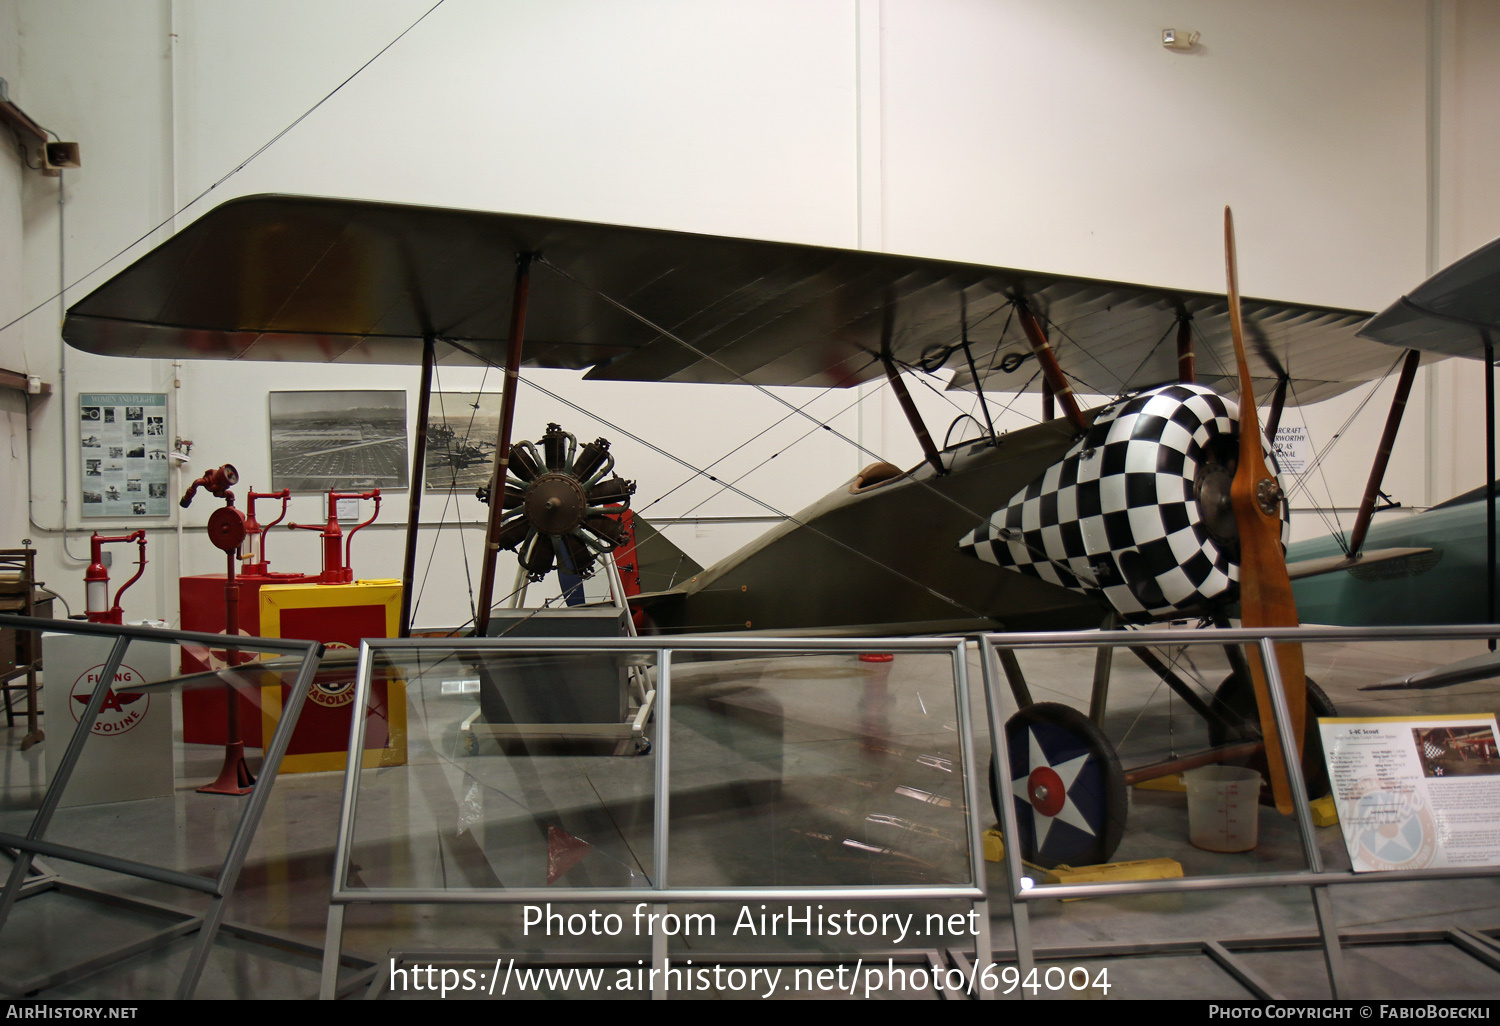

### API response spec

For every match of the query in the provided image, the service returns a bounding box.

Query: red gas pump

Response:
[180,463,255,796]
[289,490,382,585]
[178,480,402,775]
[239,488,292,577]
[84,530,148,625]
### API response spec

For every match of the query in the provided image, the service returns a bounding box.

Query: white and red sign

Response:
[44,633,173,806]
[69,663,152,736]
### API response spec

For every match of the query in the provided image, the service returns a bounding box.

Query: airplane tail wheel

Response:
[991,702,1127,869]
[1207,675,1336,804]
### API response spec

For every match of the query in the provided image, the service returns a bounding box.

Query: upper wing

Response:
[65,193,1395,403]
[1359,235,1500,359]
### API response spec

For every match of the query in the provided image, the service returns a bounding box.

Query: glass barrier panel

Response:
[1,631,306,881]
[982,630,1500,893]
[665,649,973,890]
[343,645,657,893]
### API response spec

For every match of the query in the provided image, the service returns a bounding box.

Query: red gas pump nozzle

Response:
[289,489,382,584]
[180,464,239,508]
[84,530,148,625]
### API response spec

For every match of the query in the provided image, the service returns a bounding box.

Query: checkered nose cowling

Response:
[957,383,1290,622]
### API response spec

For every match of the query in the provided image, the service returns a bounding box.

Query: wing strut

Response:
[1346,349,1420,558]
[1264,374,1290,445]
[882,357,944,474]
[1487,333,1496,651]
[475,254,534,636]
[1014,297,1086,432]
[1176,313,1195,384]
[399,335,437,637]
[959,299,998,442]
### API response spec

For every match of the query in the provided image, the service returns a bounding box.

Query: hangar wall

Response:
[0,0,1496,629]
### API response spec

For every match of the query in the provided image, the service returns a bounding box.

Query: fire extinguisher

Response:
[84,530,148,625]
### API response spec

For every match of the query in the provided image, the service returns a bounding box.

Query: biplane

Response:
[1285,234,1500,694]
[60,194,1433,867]
[1287,233,1500,630]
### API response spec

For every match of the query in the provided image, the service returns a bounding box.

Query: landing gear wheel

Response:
[991,702,1128,869]
[1207,674,1337,804]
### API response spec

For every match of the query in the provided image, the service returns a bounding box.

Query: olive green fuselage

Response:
[643,419,1104,636]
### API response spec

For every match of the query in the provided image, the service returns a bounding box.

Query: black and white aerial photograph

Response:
[423,391,499,493]
[268,390,408,492]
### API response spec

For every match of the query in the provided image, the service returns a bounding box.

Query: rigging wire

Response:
[410,358,495,627]
[1182,318,1402,555]
[0,0,449,341]
[1118,319,1179,394]
[633,360,882,520]
[441,338,995,622]
[1030,312,1118,401]
[912,298,1010,374]
[1282,351,1404,506]
[1282,353,1405,553]
[412,374,467,625]
[1190,319,1237,384]
[897,341,1045,431]
[534,256,1029,533]
[671,377,894,521]
[992,366,1045,427]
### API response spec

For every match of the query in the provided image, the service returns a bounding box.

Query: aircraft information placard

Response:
[1320,714,1500,872]
[79,392,170,518]
[1272,425,1310,475]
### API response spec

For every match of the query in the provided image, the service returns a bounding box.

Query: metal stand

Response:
[978,623,1500,1000]
[319,636,991,1000]
[0,615,326,998]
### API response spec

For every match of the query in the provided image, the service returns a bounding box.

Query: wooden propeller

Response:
[1225,206,1307,816]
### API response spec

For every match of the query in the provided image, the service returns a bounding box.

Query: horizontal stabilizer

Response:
[1362,650,1500,691]
[1284,546,1433,581]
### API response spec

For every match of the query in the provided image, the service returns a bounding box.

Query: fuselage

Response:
[1288,487,1500,627]
[642,418,1106,636]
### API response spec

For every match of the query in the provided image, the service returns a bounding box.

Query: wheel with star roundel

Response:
[990,702,1128,869]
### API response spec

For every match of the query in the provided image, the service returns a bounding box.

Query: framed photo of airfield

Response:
[79,393,170,518]
[423,391,500,493]
[269,390,408,493]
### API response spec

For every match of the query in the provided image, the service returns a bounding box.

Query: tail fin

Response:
[626,516,703,594]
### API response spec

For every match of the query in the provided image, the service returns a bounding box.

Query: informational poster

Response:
[1320,714,1500,872]
[1272,425,1310,475]
[79,393,170,518]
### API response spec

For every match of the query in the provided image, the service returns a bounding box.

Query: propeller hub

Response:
[524,473,587,534]
[1194,454,1239,555]
[1256,477,1283,517]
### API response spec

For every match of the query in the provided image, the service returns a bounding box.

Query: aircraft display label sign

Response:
[79,392,170,518]
[1320,714,1500,872]
[1271,425,1310,475]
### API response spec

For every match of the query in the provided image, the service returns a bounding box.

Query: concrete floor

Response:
[2,630,1500,1000]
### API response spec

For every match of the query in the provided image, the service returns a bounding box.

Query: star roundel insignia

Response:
[994,702,1127,869]
[1011,729,1096,851]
